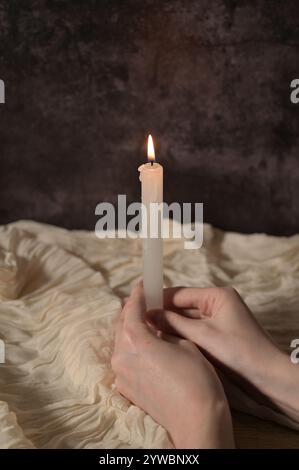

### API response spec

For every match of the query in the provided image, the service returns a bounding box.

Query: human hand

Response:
[112,283,234,448]
[150,286,299,422]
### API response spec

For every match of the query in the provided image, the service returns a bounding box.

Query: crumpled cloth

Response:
[0,220,298,448]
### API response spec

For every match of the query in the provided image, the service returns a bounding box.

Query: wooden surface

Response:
[233,411,299,449]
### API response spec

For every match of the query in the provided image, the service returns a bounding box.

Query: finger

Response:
[146,308,200,334]
[148,309,201,343]
[171,307,203,319]
[128,282,146,321]
[146,308,164,331]
[146,320,160,336]
[163,287,201,309]
[163,286,220,316]
[123,283,150,336]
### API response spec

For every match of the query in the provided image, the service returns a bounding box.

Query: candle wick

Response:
[150,161,153,166]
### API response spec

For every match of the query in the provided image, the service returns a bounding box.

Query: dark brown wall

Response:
[0,0,299,234]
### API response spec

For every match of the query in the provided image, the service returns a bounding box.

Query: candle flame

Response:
[147,134,155,162]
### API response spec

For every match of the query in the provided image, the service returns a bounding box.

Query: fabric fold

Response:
[0,220,298,448]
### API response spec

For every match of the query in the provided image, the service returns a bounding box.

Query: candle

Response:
[138,135,163,310]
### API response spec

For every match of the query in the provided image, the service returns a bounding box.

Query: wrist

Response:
[254,346,299,422]
[171,397,235,449]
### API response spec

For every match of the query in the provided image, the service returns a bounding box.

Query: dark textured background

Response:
[0,0,299,234]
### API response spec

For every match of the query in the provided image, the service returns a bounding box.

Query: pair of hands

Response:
[112,283,299,448]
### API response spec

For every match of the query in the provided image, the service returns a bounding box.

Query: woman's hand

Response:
[112,283,234,449]
[151,286,299,422]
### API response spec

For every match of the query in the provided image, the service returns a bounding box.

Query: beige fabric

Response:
[0,220,298,448]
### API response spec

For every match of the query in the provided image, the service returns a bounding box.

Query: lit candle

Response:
[138,135,163,310]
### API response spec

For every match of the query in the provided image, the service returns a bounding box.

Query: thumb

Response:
[148,309,208,344]
[123,282,151,338]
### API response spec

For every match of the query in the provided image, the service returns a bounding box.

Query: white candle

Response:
[138,135,163,310]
